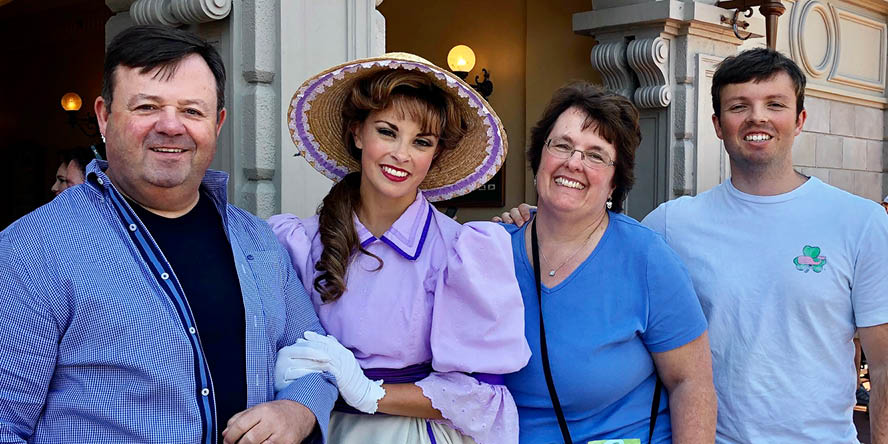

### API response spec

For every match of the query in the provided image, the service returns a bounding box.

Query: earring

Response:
[101,133,106,143]
[606,197,613,210]
[533,176,537,187]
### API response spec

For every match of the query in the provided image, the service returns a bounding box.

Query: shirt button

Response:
[246,254,254,260]
[128,224,137,232]
[160,272,170,280]
[97,178,104,185]
[189,327,196,334]
[201,388,209,396]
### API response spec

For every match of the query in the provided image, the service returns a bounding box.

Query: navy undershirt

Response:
[129,191,247,440]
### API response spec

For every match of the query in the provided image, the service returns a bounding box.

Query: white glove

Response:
[274,348,322,392]
[274,331,385,414]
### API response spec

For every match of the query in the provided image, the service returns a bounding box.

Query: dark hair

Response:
[528,82,641,213]
[711,48,806,118]
[64,144,106,175]
[102,25,226,114]
[314,69,468,303]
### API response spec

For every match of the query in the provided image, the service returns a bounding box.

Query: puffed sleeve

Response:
[415,221,531,444]
[267,213,318,287]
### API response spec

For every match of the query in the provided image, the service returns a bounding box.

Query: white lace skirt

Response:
[329,411,479,444]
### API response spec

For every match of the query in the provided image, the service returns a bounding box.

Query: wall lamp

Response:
[61,92,100,138]
[717,0,785,49]
[447,45,493,100]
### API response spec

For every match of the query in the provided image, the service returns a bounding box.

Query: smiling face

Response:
[713,71,806,176]
[354,105,439,211]
[94,53,226,201]
[536,106,616,218]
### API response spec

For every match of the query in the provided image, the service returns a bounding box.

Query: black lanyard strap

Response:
[532,219,573,443]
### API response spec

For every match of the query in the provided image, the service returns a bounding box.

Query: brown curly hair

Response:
[314,69,469,302]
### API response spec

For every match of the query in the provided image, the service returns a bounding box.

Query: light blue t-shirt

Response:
[643,177,888,443]
[503,212,707,444]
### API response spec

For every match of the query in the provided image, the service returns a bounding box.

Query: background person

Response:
[502,82,716,444]
[270,53,531,444]
[65,144,106,187]
[49,155,69,196]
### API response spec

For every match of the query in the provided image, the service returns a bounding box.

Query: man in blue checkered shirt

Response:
[0,25,338,443]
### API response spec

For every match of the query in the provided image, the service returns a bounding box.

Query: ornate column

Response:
[574,0,764,218]
[104,0,386,218]
[129,0,232,26]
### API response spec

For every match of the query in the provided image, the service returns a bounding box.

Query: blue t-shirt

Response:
[503,212,707,444]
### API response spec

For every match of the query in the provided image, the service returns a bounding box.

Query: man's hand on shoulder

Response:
[222,399,316,444]
[491,203,535,227]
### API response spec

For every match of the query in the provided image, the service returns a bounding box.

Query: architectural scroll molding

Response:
[131,0,231,26]
[589,40,636,99]
[627,37,671,109]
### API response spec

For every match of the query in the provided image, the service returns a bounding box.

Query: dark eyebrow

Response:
[127,94,162,108]
[551,134,575,144]
[126,94,210,110]
[374,120,398,131]
[179,99,210,109]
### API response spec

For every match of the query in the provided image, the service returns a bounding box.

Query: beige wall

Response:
[379,0,601,220]
[525,0,601,204]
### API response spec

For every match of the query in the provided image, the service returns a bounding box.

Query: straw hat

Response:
[286,52,507,202]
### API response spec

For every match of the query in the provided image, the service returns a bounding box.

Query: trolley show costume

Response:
[269,53,531,444]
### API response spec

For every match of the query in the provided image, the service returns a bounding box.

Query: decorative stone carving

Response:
[130,0,231,26]
[170,0,231,24]
[589,40,635,99]
[131,0,179,26]
[792,1,835,78]
[627,37,671,109]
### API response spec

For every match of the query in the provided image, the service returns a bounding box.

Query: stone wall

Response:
[775,0,888,202]
[795,98,886,201]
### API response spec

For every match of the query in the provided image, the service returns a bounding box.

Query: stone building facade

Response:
[575,0,887,219]
[101,0,886,221]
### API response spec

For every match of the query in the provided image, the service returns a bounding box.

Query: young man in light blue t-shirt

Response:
[643,49,888,443]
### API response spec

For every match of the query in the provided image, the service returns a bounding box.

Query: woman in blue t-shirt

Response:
[501,83,716,444]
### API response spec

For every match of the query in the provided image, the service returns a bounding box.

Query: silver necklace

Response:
[537,214,607,277]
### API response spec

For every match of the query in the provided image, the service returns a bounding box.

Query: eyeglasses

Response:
[545,138,615,169]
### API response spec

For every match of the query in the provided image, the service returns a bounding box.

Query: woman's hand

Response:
[274,331,385,413]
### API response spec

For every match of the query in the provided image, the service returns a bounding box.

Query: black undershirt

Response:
[130,191,247,440]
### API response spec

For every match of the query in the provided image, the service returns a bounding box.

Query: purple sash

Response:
[333,362,505,444]
[333,362,504,413]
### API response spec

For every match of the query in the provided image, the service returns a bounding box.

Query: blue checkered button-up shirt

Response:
[0,161,337,443]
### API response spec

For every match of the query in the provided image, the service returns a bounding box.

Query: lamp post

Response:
[446,44,493,100]
[717,0,786,50]
[60,92,100,138]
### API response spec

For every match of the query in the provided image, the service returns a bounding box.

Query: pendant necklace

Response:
[537,213,607,277]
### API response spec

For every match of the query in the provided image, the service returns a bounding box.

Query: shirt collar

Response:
[85,159,231,214]
[355,192,433,261]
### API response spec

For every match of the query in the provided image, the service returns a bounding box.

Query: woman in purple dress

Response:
[268,53,531,444]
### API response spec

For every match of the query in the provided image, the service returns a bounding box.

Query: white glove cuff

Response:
[354,378,385,414]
